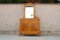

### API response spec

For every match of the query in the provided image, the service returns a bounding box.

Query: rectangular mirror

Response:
[25,6,34,18]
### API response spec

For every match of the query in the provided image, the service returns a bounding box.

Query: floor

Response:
[0,34,60,40]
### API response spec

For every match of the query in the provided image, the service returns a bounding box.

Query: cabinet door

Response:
[30,20,40,32]
[21,22,27,31]
[20,20,30,32]
[31,22,38,31]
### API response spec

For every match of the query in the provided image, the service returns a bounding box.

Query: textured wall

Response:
[0,4,24,34]
[35,4,60,35]
[0,4,60,35]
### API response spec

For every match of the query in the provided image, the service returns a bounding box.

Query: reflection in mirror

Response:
[25,6,34,18]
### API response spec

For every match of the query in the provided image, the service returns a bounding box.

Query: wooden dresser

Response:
[20,18,40,35]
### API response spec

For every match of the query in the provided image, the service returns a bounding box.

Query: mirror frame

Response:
[24,3,35,18]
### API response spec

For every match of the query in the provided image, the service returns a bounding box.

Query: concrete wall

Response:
[0,4,24,34]
[35,4,60,35]
[0,4,60,35]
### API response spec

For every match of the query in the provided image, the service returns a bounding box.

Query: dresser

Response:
[20,18,40,35]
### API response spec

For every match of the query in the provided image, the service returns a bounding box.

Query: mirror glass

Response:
[25,6,34,18]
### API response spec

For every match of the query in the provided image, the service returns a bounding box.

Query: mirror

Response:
[25,6,34,18]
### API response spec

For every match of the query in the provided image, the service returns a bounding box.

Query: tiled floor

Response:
[0,34,60,40]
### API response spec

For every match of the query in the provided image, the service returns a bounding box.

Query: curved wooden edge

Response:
[24,3,35,6]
